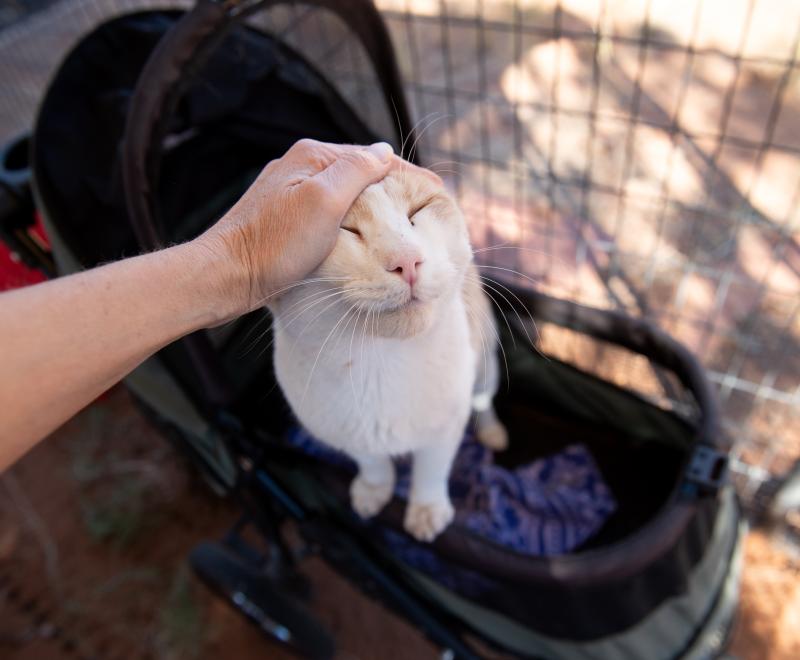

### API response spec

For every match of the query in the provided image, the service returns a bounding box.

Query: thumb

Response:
[313,142,394,215]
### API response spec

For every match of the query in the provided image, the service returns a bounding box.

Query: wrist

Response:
[174,237,249,327]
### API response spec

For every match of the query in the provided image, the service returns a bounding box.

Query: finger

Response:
[388,156,444,187]
[283,139,381,175]
[311,142,394,216]
[280,138,339,176]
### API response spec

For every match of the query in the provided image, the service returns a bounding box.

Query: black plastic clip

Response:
[684,444,729,496]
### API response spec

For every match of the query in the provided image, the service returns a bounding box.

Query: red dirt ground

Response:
[0,387,436,660]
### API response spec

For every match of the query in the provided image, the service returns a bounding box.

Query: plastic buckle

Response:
[684,444,729,496]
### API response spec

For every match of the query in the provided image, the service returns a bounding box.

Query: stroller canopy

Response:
[33,10,377,269]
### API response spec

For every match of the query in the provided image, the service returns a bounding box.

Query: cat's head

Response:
[310,168,472,338]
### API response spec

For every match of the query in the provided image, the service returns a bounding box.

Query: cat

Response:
[268,167,507,542]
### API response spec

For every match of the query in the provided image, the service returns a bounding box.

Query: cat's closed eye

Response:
[409,198,435,224]
[341,225,362,238]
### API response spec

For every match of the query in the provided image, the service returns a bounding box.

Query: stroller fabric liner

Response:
[287,425,617,600]
[287,426,617,556]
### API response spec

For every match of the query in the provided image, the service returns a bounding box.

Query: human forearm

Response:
[0,239,237,465]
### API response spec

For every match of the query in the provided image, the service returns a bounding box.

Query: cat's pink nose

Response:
[387,255,423,286]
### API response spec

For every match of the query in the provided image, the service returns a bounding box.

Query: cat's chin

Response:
[375,299,436,338]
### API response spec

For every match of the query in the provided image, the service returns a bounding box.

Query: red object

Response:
[0,211,49,291]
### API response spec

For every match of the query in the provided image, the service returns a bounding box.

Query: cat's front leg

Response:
[404,437,460,542]
[350,453,395,519]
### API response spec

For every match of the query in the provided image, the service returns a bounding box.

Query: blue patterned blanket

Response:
[286,427,615,556]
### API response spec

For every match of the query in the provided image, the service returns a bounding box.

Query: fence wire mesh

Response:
[1,0,798,511]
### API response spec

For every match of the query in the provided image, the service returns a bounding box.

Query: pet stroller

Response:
[12,0,743,657]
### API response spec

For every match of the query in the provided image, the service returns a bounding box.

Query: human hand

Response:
[194,139,441,322]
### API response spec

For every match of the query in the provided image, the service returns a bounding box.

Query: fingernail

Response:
[367,141,393,163]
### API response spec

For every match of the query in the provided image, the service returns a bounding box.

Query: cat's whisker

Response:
[483,311,510,393]
[239,287,343,357]
[407,113,451,165]
[393,106,437,162]
[389,96,407,161]
[477,275,548,360]
[465,292,510,392]
[358,303,371,392]
[472,245,567,268]
[474,315,489,401]
[373,305,389,390]
[332,301,362,355]
[233,297,279,344]
[355,305,373,416]
[424,158,458,168]
[252,335,276,363]
[425,159,459,169]
[239,325,276,360]
[234,313,272,356]
[250,276,350,308]
[360,303,374,391]
[330,296,356,353]
[476,264,545,289]
[467,270,550,363]
[403,111,441,161]
[254,296,330,362]
[476,317,491,402]
[400,110,442,162]
[347,305,365,410]
[300,301,360,406]
[472,241,511,252]
[281,287,351,329]
[276,288,350,343]
[291,290,357,339]
[247,284,351,357]
[474,276,536,349]
[235,278,349,354]
[279,287,335,315]
[281,290,355,363]
[463,300,489,401]
[371,302,387,375]
[467,274,517,351]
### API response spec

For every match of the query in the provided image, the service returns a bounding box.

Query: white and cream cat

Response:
[269,168,507,541]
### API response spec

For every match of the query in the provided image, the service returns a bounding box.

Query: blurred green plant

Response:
[80,478,151,548]
[156,564,208,660]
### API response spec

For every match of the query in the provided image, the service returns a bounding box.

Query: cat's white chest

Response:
[273,299,475,456]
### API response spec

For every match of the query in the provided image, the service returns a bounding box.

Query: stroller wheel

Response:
[190,541,335,659]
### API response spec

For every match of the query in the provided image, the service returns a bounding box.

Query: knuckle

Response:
[292,138,319,154]
[345,149,376,171]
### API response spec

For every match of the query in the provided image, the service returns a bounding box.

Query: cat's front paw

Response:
[404,499,454,542]
[350,475,394,519]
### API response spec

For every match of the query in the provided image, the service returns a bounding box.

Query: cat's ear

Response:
[390,157,443,187]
